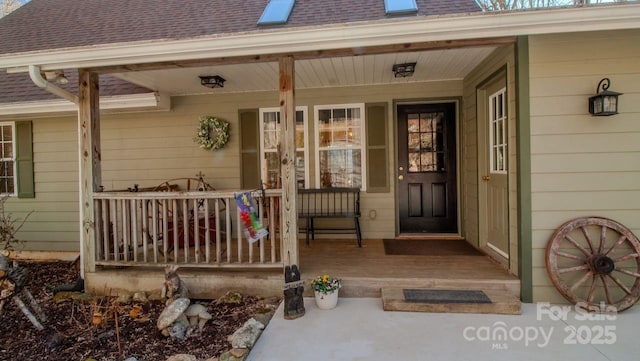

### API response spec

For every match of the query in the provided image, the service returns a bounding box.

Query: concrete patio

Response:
[248,298,638,361]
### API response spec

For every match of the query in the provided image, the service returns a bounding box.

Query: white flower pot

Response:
[314,289,339,310]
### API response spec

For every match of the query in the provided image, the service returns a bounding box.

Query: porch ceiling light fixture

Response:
[589,78,622,116]
[392,62,416,78]
[199,75,226,89]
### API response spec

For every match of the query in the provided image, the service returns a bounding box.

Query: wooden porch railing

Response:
[92,189,283,268]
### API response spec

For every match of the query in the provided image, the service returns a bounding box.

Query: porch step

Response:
[381,287,521,315]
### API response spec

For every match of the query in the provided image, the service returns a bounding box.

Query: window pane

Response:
[409,152,420,173]
[319,149,361,188]
[295,129,305,149]
[316,105,364,189]
[347,127,360,147]
[295,110,304,125]
[264,131,277,150]
[318,109,331,124]
[295,151,305,188]
[347,108,361,126]
[0,125,14,194]
[408,115,419,132]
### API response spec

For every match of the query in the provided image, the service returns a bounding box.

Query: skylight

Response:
[258,0,296,25]
[384,0,418,15]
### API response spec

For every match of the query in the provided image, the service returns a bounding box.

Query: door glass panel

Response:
[489,87,507,174]
[407,112,444,173]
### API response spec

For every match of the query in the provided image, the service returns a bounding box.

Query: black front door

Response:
[397,103,457,233]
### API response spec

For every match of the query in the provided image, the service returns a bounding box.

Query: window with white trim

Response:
[0,123,15,195]
[314,103,366,189]
[259,107,309,189]
[489,87,507,174]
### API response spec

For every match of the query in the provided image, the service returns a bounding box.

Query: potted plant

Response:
[310,275,341,310]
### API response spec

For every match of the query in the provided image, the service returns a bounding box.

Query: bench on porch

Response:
[297,188,362,247]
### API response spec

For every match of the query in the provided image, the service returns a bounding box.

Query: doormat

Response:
[383,239,482,256]
[403,289,492,304]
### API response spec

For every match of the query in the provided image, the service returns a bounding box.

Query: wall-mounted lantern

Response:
[589,78,622,116]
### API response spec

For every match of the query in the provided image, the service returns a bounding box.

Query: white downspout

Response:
[28,65,79,104]
[29,65,83,278]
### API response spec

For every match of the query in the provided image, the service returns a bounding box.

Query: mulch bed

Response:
[0,260,278,361]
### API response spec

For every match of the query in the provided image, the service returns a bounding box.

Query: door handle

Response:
[482,175,491,181]
[398,175,404,181]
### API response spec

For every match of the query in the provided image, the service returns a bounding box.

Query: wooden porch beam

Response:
[91,37,517,74]
[78,69,101,276]
[279,56,298,266]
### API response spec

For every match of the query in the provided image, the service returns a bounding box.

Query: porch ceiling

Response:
[113,47,497,96]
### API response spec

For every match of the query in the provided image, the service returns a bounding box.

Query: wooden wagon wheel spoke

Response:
[558,264,590,274]
[615,267,640,278]
[600,274,613,305]
[580,226,596,253]
[570,271,593,292]
[614,253,639,263]
[598,225,607,254]
[546,216,640,313]
[556,251,587,262]
[587,275,597,303]
[607,274,632,295]
[605,234,627,256]
[564,235,591,257]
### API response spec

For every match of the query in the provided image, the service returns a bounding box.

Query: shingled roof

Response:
[0,72,152,104]
[0,0,480,56]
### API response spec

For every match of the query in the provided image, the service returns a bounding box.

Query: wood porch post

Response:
[279,56,298,266]
[78,69,101,277]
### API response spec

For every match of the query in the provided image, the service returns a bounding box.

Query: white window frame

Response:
[0,122,16,196]
[489,87,507,174]
[314,103,367,190]
[259,106,309,189]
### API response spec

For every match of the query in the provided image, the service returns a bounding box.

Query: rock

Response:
[216,291,243,305]
[230,348,248,358]
[124,358,138,361]
[252,311,273,328]
[132,292,148,303]
[114,292,132,304]
[229,318,264,349]
[148,289,164,301]
[168,323,186,340]
[157,297,190,330]
[204,358,219,361]
[219,350,248,361]
[166,354,197,361]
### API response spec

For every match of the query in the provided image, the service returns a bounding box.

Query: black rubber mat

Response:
[403,289,492,304]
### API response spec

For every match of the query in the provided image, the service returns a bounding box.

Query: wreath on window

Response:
[194,116,230,150]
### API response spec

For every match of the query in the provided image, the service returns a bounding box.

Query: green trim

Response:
[238,108,261,189]
[516,36,533,303]
[365,102,390,193]
[15,120,35,198]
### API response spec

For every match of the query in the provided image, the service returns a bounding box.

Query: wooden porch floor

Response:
[299,239,520,298]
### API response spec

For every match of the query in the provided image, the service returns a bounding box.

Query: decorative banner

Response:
[235,192,269,243]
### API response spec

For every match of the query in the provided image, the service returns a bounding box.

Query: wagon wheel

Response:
[546,216,640,312]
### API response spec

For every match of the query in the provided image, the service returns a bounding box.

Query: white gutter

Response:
[28,65,79,104]
[2,4,640,72]
[0,92,168,117]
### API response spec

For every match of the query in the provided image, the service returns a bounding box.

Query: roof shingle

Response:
[0,0,480,56]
